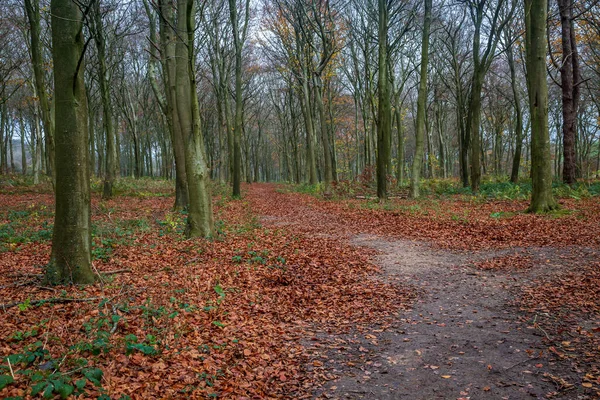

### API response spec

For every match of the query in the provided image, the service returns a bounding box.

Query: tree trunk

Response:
[376,0,391,199]
[468,71,484,192]
[314,74,334,193]
[525,0,557,212]
[32,101,42,184]
[24,0,55,186]
[300,75,318,184]
[558,0,579,185]
[507,32,523,183]
[47,0,95,284]
[410,0,432,198]
[157,0,188,210]
[396,107,404,185]
[175,0,214,238]
[228,0,249,197]
[92,0,116,199]
[19,112,26,175]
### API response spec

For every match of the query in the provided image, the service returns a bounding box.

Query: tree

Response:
[175,0,214,237]
[46,0,95,284]
[525,0,558,212]
[410,0,432,198]
[503,26,524,183]
[24,0,55,185]
[228,0,251,197]
[91,0,117,199]
[376,0,391,199]
[557,0,580,185]
[465,0,516,192]
[144,0,188,209]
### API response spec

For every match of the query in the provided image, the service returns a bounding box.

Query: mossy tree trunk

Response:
[47,0,95,284]
[175,0,214,238]
[525,0,558,213]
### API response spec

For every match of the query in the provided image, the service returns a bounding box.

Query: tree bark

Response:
[525,0,557,212]
[376,0,391,199]
[175,0,214,238]
[410,0,432,198]
[228,0,250,197]
[506,32,523,183]
[24,0,55,186]
[558,0,579,185]
[157,0,188,210]
[47,0,95,284]
[92,0,116,199]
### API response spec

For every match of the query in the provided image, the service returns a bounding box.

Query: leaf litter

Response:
[1,183,600,398]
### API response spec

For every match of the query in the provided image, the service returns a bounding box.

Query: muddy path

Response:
[248,184,595,399]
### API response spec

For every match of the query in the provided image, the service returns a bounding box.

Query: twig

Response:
[92,262,106,285]
[110,303,120,334]
[533,314,552,341]
[101,269,132,275]
[7,358,14,379]
[7,272,42,278]
[504,356,538,370]
[535,323,552,341]
[0,286,140,312]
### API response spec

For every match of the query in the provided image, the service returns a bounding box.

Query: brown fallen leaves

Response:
[2,182,600,398]
[0,185,413,399]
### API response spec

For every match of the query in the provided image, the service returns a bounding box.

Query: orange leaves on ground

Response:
[0,186,413,399]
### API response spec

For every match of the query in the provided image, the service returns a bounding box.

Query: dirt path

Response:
[312,236,556,399]
[248,184,591,399]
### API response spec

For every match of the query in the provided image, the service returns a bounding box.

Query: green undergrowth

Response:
[1,283,232,399]
[282,178,600,201]
[419,178,600,200]
[90,177,174,198]
[0,206,54,252]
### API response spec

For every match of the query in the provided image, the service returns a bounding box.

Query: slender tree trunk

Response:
[396,107,404,186]
[228,0,249,197]
[314,74,334,193]
[92,0,116,199]
[24,0,55,186]
[507,33,523,183]
[410,0,432,198]
[19,112,26,175]
[0,104,6,174]
[9,122,14,173]
[47,0,95,284]
[32,102,42,184]
[376,0,391,199]
[300,76,318,184]
[175,0,214,238]
[558,0,579,185]
[525,0,557,212]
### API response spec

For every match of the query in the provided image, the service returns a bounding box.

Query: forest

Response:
[1,0,600,398]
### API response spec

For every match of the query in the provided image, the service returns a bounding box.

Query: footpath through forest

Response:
[248,183,600,400]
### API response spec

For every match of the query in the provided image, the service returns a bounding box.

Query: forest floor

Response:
[0,179,599,399]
